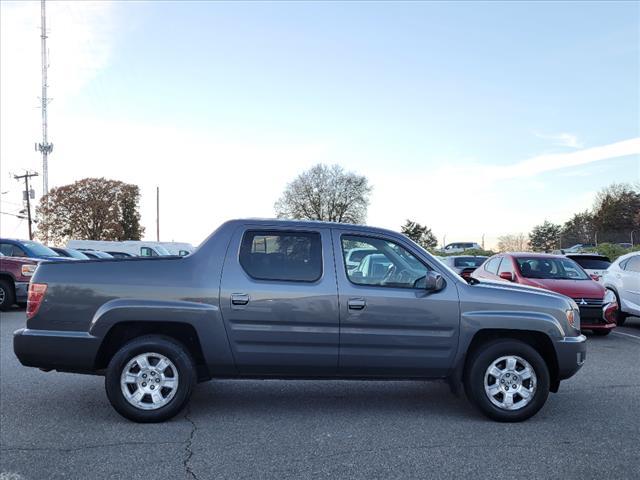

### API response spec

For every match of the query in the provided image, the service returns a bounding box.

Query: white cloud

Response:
[534,131,583,149]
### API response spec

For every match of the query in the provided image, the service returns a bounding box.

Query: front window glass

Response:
[341,235,429,288]
[516,257,589,280]
[22,241,59,256]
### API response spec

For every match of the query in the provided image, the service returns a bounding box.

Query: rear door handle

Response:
[348,298,366,310]
[231,293,250,305]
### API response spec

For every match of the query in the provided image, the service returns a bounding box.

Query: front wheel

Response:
[464,339,550,422]
[105,335,196,422]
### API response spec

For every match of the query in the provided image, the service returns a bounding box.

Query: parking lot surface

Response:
[1,309,639,480]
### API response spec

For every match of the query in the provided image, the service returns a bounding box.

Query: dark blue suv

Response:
[0,239,72,261]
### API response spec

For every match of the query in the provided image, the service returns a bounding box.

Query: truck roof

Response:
[225,218,403,237]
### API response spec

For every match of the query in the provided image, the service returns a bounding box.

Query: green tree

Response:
[35,178,145,244]
[529,221,561,252]
[401,220,438,249]
[561,211,595,248]
[274,164,372,224]
[592,183,640,243]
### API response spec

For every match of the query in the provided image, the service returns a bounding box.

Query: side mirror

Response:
[499,272,514,282]
[418,271,445,292]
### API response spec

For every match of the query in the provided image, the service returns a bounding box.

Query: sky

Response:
[1,0,638,248]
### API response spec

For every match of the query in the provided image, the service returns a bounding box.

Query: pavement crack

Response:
[183,407,199,480]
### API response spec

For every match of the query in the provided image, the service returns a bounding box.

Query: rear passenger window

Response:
[239,230,322,282]
[484,257,502,274]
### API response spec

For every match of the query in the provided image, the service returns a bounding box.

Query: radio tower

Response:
[36,0,53,197]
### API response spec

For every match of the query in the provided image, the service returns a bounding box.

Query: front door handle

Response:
[231,293,250,305]
[348,298,366,310]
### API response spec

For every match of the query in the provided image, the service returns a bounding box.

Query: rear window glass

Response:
[454,257,486,268]
[569,257,611,270]
[240,230,322,282]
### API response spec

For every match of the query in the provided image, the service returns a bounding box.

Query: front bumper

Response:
[13,328,100,373]
[554,334,587,380]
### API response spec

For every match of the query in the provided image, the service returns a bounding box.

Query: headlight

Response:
[566,308,580,331]
[21,264,37,277]
[603,289,616,305]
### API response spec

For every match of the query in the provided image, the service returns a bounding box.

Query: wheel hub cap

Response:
[484,355,536,411]
[120,352,179,410]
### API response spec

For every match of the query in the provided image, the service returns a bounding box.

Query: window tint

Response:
[0,243,12,256]
[239,230,322,282]
[498,257,514,274]
[341,235,429,288]
[0,243,26,257]
[626,256,640,273]
[484,257,502,274]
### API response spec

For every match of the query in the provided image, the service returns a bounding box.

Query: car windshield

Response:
[516,257,589,280]
[155,245,171,256]
[65,249,89,259]
[23,241,59,256]
[453,257,486,268]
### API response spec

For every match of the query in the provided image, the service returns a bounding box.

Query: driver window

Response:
[341,235,429,288]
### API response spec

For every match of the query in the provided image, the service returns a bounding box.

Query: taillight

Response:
[21,264,37,277]
[603,301,618,324]
[26,283,47,320]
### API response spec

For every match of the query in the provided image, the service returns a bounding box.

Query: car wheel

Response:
[105,335,196,423]
[0,279,15,312]
[606,289,627,326]
[591,329,611,336]
[464,339,550,422]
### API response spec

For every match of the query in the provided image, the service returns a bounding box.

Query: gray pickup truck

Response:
[14,219,586,423]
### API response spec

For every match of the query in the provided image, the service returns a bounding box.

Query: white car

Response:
[602,252,640,325]
[565,254,611,282]
[344,248,377,271]
[440,242,482,254]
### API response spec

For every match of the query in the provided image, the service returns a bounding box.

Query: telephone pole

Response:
[156,186,160,242]
[36,0,53,197]
[14,172,39,240]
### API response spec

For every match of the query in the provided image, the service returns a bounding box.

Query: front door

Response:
[333,230,460,377]
[220,225,339,375]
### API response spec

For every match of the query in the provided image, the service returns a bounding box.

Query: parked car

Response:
[0,238,71,261]
[602,252,640,326]
[344,247,377,271]
[441,242,482,254]
[78,249,114,259]
[105,251,136,258]
[561,244,596,254]
[67,240,172,257]
[565,254,611,282]
[0,255,39,310]
[14,219,587,423]
[472,253,617,335]
[49,247,90,260]
[438,256,488,281]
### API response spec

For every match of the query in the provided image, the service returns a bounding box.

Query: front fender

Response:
[90,298,235,374]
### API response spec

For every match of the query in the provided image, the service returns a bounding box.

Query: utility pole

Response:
[156,186,160,242]
[14,172,39,240]
[36,0,53,197]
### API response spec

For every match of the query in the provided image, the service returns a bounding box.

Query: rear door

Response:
[219,225,339,375]
[621,256,640,309]
[332,229,460,377]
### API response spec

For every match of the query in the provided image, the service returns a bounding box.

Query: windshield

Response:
[516,257,589,280]
[65,249,89,259]
[23,241,59,256]
[453,257,487,268]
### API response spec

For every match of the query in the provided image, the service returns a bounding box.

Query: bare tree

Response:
[275,164,372,224]
[497,233,529,252]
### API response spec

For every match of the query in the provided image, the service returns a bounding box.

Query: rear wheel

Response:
[464,339,550,422]
[0,279,15,311]
[105,335,196,422]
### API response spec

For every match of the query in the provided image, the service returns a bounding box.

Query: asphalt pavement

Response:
[1,309,639,480]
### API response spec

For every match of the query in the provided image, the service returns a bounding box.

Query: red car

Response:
[0,254,39,311]
[472,253,618,335]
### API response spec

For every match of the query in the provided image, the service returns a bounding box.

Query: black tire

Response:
[591,329,611,336]
[105,335,196,423]
[0,279,16,312]
[607,289,627,326]
[464,339,550,422]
